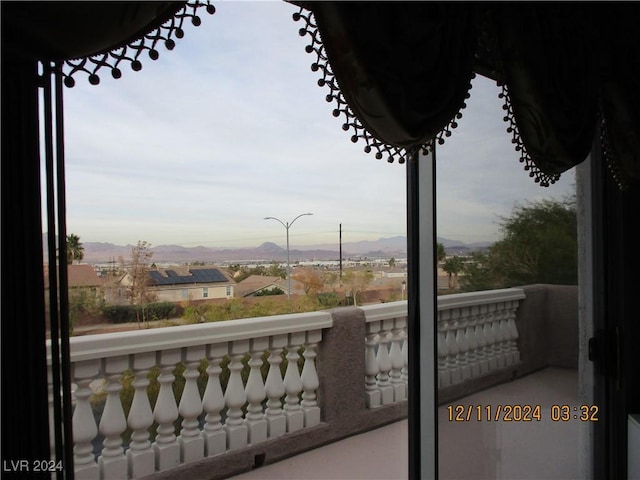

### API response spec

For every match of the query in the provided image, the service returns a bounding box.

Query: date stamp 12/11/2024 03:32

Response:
[447,404,600,423]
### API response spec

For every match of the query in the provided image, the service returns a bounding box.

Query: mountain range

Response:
[59,235,491,264]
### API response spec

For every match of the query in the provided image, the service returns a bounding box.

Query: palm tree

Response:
[66,233,84,265]
[442,256,465,289]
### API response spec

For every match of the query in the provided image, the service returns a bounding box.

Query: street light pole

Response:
[264,212,313,301]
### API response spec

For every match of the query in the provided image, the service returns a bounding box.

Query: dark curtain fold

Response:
[1,47,52,470]
[308,2,640,187]
[598,3,640,185]
[3,2,185,61]
[310,2,477,149]
[493,4,599,176]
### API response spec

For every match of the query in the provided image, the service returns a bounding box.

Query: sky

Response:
[59,1,576,249]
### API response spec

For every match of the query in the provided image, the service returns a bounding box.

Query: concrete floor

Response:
[228,368,580,480]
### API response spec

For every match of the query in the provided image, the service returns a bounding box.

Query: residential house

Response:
[235,274,286,297]
[67,264,104,297]
[43,263,104,293]
[117,266,235,303]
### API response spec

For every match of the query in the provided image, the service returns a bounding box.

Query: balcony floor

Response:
[229,367,580,480]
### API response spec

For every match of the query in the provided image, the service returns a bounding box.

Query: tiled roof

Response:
[67,264,104,287]
[235,275,283,297]
[149,268,232,286]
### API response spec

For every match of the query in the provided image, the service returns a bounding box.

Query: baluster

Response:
[265,334,287,438]
[376,319,394,405]
[178,346,205,464]
[72,359,100,479]
[464,321,479,378]
[496,305,510,368]
[475,305,489,375]
[202,343,227,456]
[127,352,155,479]
[490,305,505,369]
[466,305,481,378]
[401,329,408,388]
[389,317,406,402]
[365,321,381,408]
[454,309,471,381]
[224,340,248,450]
[437,328,450,388]
[152,349,181,472]
[484,307,498,372]
[97,356,128,479]
[245,337,268,444]
[283,332,305,432]
[507,302,521,364]
[301,329,321,427]
[444,317,461,385]
[460,307,477,379]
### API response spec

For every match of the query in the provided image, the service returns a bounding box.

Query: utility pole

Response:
[339,223,343,283]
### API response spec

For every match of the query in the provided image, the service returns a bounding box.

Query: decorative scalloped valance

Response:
[293,2,640,189]
[293,3,477,166]
[62,2,216,87]
[2,1,215,85]
[3,1,638,188]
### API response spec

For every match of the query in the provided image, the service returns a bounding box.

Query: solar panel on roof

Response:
[149,268,228,285]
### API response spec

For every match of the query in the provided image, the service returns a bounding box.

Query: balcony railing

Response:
[47,284,578,480]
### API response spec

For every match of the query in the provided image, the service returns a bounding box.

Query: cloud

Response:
[61,2,574,250]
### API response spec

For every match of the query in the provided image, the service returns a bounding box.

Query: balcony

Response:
[52,284,579,479]
[229,368,578,480]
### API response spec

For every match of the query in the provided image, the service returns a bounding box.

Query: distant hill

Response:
[47,234,492,264]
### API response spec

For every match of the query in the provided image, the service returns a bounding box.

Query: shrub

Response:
[102,305,136,323]
[103,302,176,324]
[317,292,340,308]
[145,302,176,321]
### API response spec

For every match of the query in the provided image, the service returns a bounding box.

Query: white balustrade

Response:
[437,288,525,388]
[389,318,406,402]
[362,303,409,408]
[51,311,332,479]
[362,289,525,403]
[49,291,527,477]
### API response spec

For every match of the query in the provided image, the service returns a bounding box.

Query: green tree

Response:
[291,268,324,296]
[254,286,285,296]
[436,242,446,264]
[460,197,577,291]
[68,287,104,335]
[66,233,84,265]
[342,269,374,306]
[128,240,154,326]
[266,262,287,279]
[442,256,465,289]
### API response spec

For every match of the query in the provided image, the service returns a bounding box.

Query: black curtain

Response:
[1,47,52,471]
[305,2,640,187]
